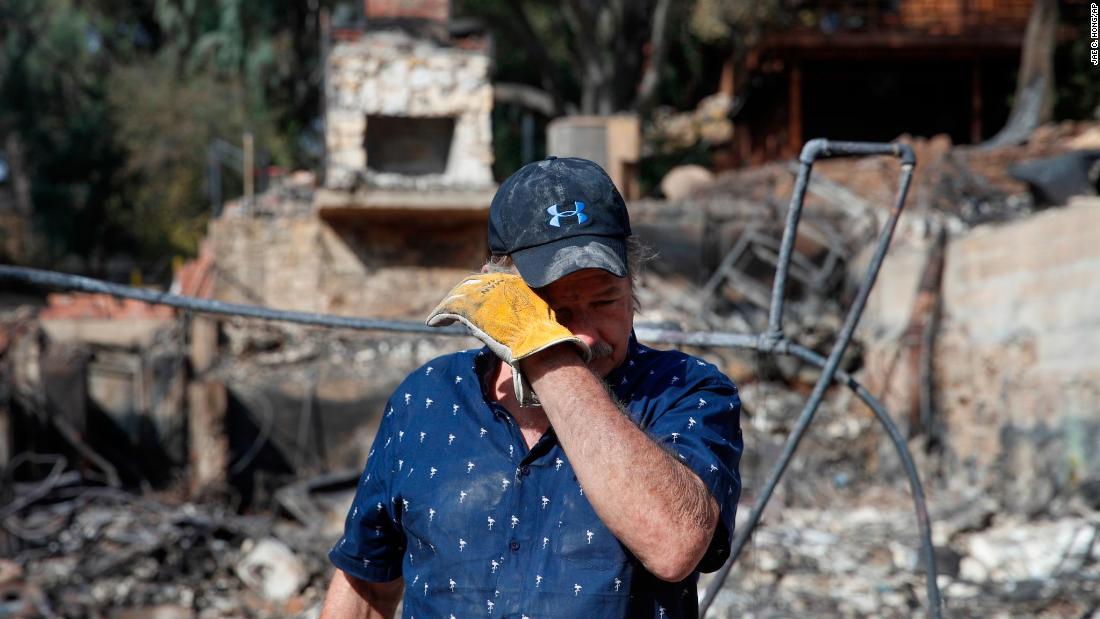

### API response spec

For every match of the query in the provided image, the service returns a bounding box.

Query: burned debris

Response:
[2,479,334,618]
[5,123,1100,617]
[2,0,1100,608]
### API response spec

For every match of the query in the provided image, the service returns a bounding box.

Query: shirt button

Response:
[509,540,520,552]
[519,465,531,477]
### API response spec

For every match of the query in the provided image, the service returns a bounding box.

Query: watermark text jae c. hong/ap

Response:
[1092,2,1099,65]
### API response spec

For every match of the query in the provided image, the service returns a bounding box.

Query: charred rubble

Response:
[2,125,1100,617]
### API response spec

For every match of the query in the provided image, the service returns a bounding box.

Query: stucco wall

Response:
[858,198,1100,510]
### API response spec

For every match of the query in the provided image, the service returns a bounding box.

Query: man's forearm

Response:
[320,570,403,619]
[524,348,719,582]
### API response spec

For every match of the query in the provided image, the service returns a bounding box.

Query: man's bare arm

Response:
[523,348,720,582]
[320,570,403,619]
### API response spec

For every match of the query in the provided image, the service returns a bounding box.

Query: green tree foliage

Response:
[459,0,719,116]
[0,1,128,268]
[0,0,329,279]
[688,0,786,47]
[1054,32,1100,121]
[108,0,286,260]
[107,57,249,258]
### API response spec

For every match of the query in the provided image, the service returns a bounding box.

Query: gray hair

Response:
[484,236,655,312]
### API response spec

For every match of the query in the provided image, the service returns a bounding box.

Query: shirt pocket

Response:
[553,493,629,573]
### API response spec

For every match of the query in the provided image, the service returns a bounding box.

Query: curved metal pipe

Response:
[701,149,941,618]
[766,159,812,338]
[786,344,941,616]
[698,340,942,618]
[0,265,467,337]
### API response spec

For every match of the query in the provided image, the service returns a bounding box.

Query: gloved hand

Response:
[426,273,592,406]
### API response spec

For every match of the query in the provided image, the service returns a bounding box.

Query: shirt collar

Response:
[473,331,642,397]
[603,330,641,391]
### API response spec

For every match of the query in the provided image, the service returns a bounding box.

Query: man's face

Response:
[535,268,634,378]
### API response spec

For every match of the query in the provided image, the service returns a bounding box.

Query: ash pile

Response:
[0,481,336,618]
[0,305,466,617]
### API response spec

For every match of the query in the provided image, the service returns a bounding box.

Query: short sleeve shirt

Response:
[330,334,743,618]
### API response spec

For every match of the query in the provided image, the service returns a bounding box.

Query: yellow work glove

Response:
[426,273,592,407]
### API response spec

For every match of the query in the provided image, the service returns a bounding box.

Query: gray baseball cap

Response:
[488,157,631,288]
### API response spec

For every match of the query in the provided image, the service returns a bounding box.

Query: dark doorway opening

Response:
[365,115,455,175]
[801,59,1011,144]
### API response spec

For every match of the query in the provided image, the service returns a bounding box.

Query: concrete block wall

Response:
[207,214,486,319]
[858,199,1100,510]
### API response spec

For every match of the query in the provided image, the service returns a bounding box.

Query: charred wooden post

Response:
[188,380,228,495]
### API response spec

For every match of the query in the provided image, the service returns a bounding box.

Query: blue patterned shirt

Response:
[330,335,743,618]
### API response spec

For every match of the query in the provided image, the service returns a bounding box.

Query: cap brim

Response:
[511,235,628,288]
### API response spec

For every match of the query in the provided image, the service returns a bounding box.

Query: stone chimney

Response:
[322,0,493,205]
[364,0,450,23]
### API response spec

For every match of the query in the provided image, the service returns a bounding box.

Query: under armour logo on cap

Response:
[546,201,589,228]
[488,156,631,287]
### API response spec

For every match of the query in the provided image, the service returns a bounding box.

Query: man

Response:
[321,157,743,618]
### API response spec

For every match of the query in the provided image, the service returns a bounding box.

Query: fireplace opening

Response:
[365,115,455,175]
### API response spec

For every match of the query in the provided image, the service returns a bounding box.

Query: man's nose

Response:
[562,314,598,345]
[572,330,598,349]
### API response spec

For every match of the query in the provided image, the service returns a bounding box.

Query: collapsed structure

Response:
[214,0,495,320]
[1,0,1099,612]
[5,121,1100,616]
[730,0,1037,163]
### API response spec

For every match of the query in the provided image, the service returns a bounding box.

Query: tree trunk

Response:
[4,134,33,217]
[494,0,670,116]
[493,82,561,117]
[632,0,673,113]
[984,0,1059,147]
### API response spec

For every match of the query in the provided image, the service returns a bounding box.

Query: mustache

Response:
[588,342,614,361]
